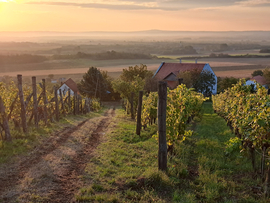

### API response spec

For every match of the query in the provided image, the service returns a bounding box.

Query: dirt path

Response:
[0,108,115,203]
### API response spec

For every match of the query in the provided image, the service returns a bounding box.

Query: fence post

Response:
[77,94,80,114]
[17,75,28,133]
[136,91,143,136]
[68,89,71,113]
[158,81,167,171]
[74,92,77,115]
[42,79,48,124]
[0,96,11,141]
[32,77,38,128]
[59,89,65,116]
[130,92,135,119]
[54,86,59,121]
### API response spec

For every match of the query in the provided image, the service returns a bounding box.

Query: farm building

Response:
[57,78,79,96]
[246,75,268,89]
[153,62,217,94]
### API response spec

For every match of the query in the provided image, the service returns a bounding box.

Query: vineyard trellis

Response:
[0,75,92,142]
[212,79,270,195]
[137,83,205,171]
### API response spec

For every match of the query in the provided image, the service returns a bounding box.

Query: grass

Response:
[0,109,105,164]
[76,102,270,202]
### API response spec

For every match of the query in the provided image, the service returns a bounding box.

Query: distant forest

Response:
[0,54,47,65]
[52,51,154,60]
[260,49,270,53]
[0,51,155,65]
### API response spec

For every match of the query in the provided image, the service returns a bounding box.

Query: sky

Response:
[0,0,270,32]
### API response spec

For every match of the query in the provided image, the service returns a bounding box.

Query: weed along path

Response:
[0,108,115,203]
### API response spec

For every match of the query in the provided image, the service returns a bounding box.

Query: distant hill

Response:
[1,30,270,42]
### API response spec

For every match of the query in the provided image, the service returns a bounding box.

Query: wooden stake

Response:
[136,91,143,136]
[17,75,28,133]
[32,77,38,128]
[0,96,11,141]
[130,92,135,119]
[42,79,48,124]
[74,92,77,115]
[158,81,167,171]
[68,89,71,113]
[59,89,65,116]
[54,86,59,121]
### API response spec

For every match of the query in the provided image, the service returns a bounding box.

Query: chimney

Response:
[195,58,198,64]
[179,58,182,63]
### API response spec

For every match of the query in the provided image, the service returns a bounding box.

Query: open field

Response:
[0,56,269,81]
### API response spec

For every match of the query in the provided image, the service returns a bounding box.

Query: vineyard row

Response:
[0,75,91,142]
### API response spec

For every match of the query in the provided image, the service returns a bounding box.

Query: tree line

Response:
[0,51,155,65]
[52,51,154,60]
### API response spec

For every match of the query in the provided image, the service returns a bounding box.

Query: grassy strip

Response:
[76,109,175,202]
[191,102,264,203]
[0,109,104,164]
[76,103,267,202]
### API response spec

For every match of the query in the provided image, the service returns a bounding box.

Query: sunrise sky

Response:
[0,0,269,32]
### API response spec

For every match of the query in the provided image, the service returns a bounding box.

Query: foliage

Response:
[217,77,239,93]
[142,84,205,146]
[78,67,107,99]
[90,98,101,111]
[251,70,263,77]
[263,67,270,84]
[212,79,270,185]
[141,92,158,127]
[166,85,205,145]
[120,64,152,82]
[112,76,145,111]
[178,69,216,96]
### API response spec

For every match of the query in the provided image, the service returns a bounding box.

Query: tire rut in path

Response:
[0,119,89,198]
[46,108,115,203]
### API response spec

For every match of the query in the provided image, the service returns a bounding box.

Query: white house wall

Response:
[202,64,217,94]
[57,84,75,96]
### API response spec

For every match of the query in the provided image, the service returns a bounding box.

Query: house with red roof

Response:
[153,62,217,94]
[246,75,268,89]
[57,78,79,96]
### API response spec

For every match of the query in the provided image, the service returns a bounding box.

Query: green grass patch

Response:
[76,103,269,202]
[0,109,104,164]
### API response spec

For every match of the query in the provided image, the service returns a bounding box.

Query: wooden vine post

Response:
[74,92,77,115]
[130,92,135,119]
[0,96,11,141]
[136,91,143,136]
[17,75,28,133]
[32,77,38,128]
[158,81,167,171]
[59,89,65,116]
[42,79,48,124]
[68,89,71,113]
[54,86,59,121]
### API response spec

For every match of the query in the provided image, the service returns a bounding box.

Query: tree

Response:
[217,77,239,93]
[178,69,216,96]
[78,67,107,99]
[252,70,263,77]
[263,67,270,85]
[120,64,151,81]
[120,64,157,92]
[112,76,145,113]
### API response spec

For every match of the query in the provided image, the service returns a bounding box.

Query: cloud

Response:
[235,0,270,6]
[26,1,177,10]
[25,0,270,11]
